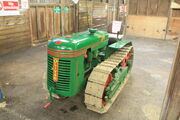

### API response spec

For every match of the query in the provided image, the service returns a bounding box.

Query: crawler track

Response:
[85,45,133,113]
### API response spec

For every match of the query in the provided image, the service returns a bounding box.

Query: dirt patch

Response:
[0,102,6,108]
[142,104,161,120]
[69,105,78,112]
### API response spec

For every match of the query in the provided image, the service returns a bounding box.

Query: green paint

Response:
[47,29,133,103]
[54,6,61,13]
[105,67,129,102]
[64,7,69,13]
[47,30,109,97]
[112,7,116,11]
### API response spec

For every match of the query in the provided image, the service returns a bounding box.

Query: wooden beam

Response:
[156,0,161,16]
[160,39,180,120]
[136,0,139,15]
[171,1,180,9]
[164,0,172,40]
[61,1,65,36]
[29,3,73,7]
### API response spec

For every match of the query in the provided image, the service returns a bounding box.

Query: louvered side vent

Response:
[48,56,71,92]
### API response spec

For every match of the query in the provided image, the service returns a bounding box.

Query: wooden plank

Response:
[0,25,29,35]
[30,3,72,6]
[147,0,159,16]
[78,1,92,31]
[45,6,48,38]
[47,7,54,37]
[0,35,31,49]
[172,9,180,17]
[160,40,180,120]
[54,9,61,35]
[92,1,108,30]
[64,7,69,34]
[127,15,168,39]
[0,23,29,31]
[128,0,138,15]
[137,0,148,15]
[61,0,71,4]
[0,15,27,21]
[37,7,47,39]
[0,17,28,30]
[69,6,74,33]
[166,17,180,40]
[30,8,38,42]
[0,18,28,26]
[0,36,31,55]
[0,10,31,56]
[157,0,170,17]
[0,31,30,40]
[107,6,113,24]
[61,1,65,36]
[0,43,30,56]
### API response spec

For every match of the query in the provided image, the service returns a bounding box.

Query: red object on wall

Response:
[3,1,19,11]
[0,2,3,11]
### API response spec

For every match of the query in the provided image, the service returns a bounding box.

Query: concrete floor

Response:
[0,36,177,120]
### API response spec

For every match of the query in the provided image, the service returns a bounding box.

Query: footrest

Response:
[108,40,132,49]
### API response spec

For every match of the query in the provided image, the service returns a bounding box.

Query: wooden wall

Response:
[127,16,168,39]
[127,0,180,40]
[160,39,180,120]
[78,1,93,31]
[129,0,170,16]
[29,0,111,4]
[78,1,111,31]
[29,3,74,44]
[0,0,118,56]
[30,0,60,3]
[167,17,180,40]
[29,1,116,43]
[166,0,180,40]
[127,0,171,39]
[92,2,108,29]
[0,10,31,56]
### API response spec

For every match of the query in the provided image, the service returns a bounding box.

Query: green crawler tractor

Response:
[46,29,134,113]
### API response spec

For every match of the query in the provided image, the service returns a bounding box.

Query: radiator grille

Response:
[48,56,71,92]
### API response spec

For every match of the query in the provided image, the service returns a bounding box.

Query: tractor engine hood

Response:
[48,30,109,52]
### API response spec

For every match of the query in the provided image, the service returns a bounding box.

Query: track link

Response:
[84,45,133,113]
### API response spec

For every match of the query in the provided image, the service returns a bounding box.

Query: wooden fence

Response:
[29,3,75,44]
[78,1,118,31]
[0,1,117,55]
[78,1,114,31]
[127,0,180,40]
[0,10,31,55]
[30,0,60,3]
[29,1,117,44]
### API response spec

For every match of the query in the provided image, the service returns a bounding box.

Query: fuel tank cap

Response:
[89,29,97,35]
